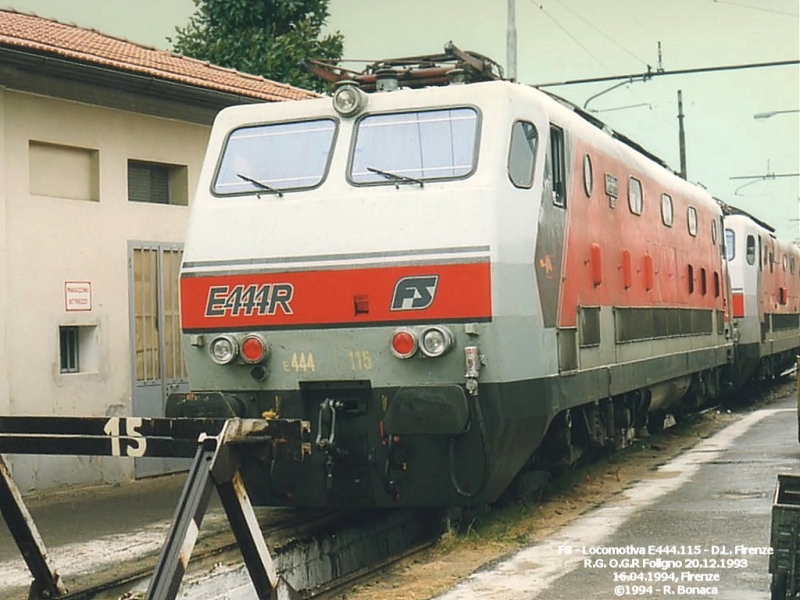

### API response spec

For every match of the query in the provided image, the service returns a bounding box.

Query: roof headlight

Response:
[419,326,453,358]
[209,335,238,365]
[332,81,366,117]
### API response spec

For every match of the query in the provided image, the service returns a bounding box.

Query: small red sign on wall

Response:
[65,281,92,312]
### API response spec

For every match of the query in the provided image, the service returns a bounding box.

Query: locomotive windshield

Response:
[213,119,337,196]
[350,108,478,185]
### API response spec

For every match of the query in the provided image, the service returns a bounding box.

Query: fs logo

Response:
[390,275,439,311]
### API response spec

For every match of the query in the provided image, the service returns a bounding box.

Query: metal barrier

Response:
[0,416,310,600]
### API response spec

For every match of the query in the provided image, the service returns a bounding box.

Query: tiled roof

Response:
[0,9,318,102]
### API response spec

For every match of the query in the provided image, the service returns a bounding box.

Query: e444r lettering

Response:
[205,283,294,317]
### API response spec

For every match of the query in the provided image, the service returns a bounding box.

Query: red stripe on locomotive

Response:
[180,261,492,330]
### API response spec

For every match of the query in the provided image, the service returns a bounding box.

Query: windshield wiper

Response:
[367,166,424,188]
[237,172,284,197]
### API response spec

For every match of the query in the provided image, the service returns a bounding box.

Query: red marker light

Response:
[391,329,417,359]
[241,335,266,363]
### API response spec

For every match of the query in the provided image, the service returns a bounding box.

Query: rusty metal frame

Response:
[306,42,504,92]
[0,454,67,600]
[0,416,310,600]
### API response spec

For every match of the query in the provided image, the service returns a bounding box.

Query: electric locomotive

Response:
[723,206,800,385]
[170,50,737,508]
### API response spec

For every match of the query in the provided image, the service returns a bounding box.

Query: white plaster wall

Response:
[0,89,9,421]
[2,90,210,492]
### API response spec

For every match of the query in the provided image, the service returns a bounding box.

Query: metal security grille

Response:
[131,246,187,383]
[128,161,170,204]
[129,243,189,478]
[59,326,79,373]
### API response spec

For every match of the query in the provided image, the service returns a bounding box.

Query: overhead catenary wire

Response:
[545,0,652,69]
[535,59,800,87]
[526,0,618,77]
[701,0,800,17]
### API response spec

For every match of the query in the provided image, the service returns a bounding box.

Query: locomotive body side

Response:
[171,80,735,508]
[540,97,731,419]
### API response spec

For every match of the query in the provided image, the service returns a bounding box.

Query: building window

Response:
[128,160,188,206]
[59,326,79,373]
[30,141,99,201]
[628,177,643,215]
[508,121,538,188]
[59,325,98,374]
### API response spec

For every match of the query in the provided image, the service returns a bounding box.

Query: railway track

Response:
[2,376,792,600]
[0,506,441,600]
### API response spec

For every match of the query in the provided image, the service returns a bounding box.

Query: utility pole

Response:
[678,90,687,179]
[507,0,517,80]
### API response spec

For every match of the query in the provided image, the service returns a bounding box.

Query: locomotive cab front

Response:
[171,80,555,508]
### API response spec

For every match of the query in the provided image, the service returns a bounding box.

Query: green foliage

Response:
[172,0,343,93]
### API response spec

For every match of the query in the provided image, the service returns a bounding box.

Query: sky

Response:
[1,0,797,240]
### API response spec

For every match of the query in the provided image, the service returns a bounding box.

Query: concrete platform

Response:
[436,392,797,599]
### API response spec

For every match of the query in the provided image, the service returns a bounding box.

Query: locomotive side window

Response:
[687,206,698,237]
[350,108,478,184]
[549,126,566,207]
[583,154,593,197]
[661,194,674,227]
[628,177,643,215]
[724,229,735,261]
[508,120,538,188]
[213,119,337,196]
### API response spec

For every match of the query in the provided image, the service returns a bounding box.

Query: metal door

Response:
[128,242,189,477]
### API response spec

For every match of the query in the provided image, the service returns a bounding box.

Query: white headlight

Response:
[209,335,238,365]
[332,82,366,117]
[419,326,453,358]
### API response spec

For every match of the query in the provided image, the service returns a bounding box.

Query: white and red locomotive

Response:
[724,209,800,385]
[169,50,800,508]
